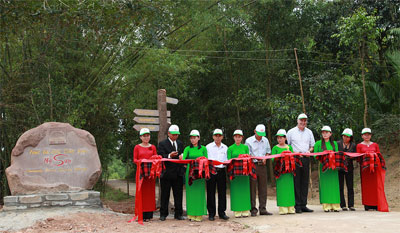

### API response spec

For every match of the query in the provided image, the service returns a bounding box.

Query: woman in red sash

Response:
[133,128,158,221]
[356,128,388,212]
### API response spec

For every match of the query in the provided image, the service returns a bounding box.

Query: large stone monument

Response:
[3,122,102,210]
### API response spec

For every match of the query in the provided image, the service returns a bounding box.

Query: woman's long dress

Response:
[183,145,208,216]
[356,143,388,212]
[133,144,157,217]
[227,144,251,211]
[271,145,295,207]
[314,140,340,205]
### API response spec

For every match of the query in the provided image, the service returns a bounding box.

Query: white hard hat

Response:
[233,130,243,136]
[321,126,332,132]
[276,129,287,137]
[189,129,200,137]
[297,113,308,120]
[255,124,266,136]
[168,124,180,135]
[361,128,372,134]
[342,128,353,137]
[139,128,150,136]
[213,129,223,135]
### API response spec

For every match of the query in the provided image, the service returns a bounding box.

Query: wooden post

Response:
[294,48,306,113]
[158,89,168,142]
[294,48,313,198]
[156,89,168,208]
[126,148,130,197]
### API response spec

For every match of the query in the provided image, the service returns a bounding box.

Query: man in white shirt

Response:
[245,124,272,216]
[206,129,229,221]
[287,113,315,213]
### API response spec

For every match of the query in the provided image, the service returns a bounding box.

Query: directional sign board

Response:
[166,97,179,105]
[133,109,171,117]
[134,117,171,124]
[133,124,160,131]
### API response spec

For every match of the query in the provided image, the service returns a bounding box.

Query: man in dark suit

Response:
[158,124,185,221]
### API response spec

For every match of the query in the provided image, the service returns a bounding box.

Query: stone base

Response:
[2,191,102,211]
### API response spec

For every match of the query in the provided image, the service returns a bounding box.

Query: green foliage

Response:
[333,7,381,54]
[371,114,400,147]
[1,0,399,201]
[108,157,126,180]
[100,185,131,202]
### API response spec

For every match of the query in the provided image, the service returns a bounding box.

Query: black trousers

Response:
[206,168,227,217]
[294,157,310,209]
[338,160,354,208]
[160,176,184,217]
[143,211,153,219]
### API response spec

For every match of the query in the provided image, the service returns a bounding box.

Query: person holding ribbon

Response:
[337,128,356,211]
[206,129,229,221]
[227,130,251,218]
[182,130,208,222]
[287,113,315,213]
[314,126,340,212]
[271,129,296,215]
[158,125,185,221]
[245,124,272,216]
[356,128,389,212]
[133,128,158,221]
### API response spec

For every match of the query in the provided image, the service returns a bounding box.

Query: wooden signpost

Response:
[132,124,160,131]
[132,89,178,208]
[133,109,171,117]
[132,89,177,137]
[133,117,171,125]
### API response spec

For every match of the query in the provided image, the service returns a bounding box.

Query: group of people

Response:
[133,113,388,222]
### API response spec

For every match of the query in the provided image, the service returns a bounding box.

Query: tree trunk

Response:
[359,42,368,128]
[223,29,241,128]
[264,16,275,186]
[126,148,130,197]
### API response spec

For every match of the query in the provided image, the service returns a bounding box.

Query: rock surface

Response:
[6,122,101,195]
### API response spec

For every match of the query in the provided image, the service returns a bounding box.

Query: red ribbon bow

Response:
[196,156,210,179]
[366,151,377,172]
[129,155,163,225]
[238,154,252,175]
[281,151,294,172]
[149,155,163,179]
[326,150,336,170]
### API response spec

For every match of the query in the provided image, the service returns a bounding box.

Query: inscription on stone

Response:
[6,122,102,195]
[48,127,67,145]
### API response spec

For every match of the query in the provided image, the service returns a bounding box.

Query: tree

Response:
[333,7,381,127]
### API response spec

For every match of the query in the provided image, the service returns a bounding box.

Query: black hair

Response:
[321,132,335,151]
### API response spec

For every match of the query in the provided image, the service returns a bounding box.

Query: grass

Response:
[101,185,132,202]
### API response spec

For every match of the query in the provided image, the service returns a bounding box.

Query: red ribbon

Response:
[195,156,210,179]
[129,150,386,224]
[327,150,336,170]
[129,155,163,225]
[238,154,251,175]
[366,151,376,172]
[281,151,294,172]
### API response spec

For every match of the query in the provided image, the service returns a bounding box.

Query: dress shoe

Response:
[219,215,229,220]
[251,212,257,217]
[174,215,185,220]
[209,216,215,221]
[349,207,356,211]
[342,207,348,211]
[260,211,273,215]
[160,216,166,221]
[301,207,314,213]
[295,208,302,214]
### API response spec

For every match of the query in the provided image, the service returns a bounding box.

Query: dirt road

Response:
[105,179,400,233]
